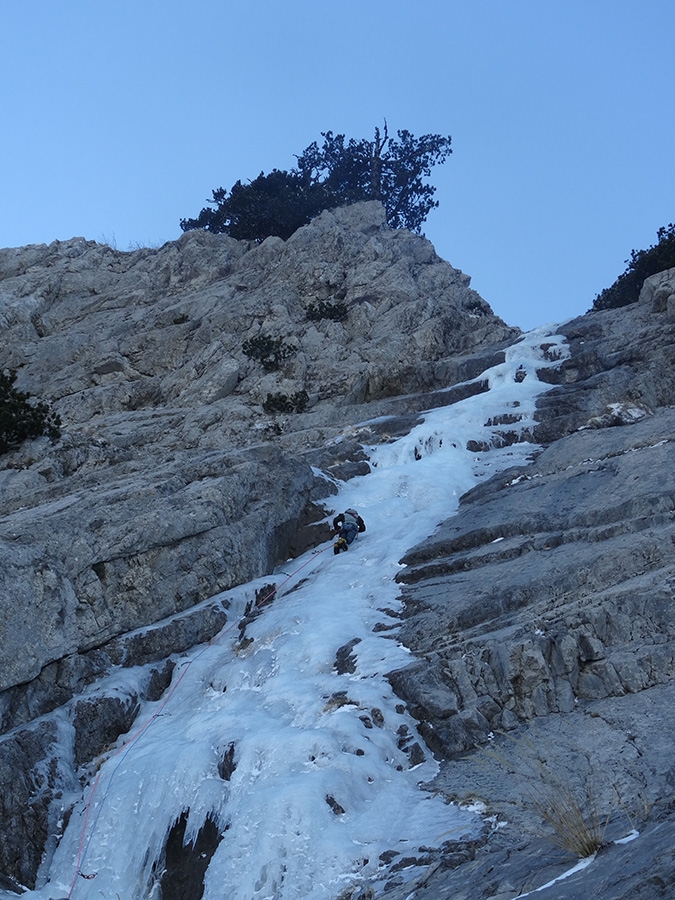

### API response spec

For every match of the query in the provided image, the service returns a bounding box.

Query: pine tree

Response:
[181,124,452,241]
[593,224,675,310]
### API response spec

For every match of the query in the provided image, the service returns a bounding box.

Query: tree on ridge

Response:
[180,123,452,242]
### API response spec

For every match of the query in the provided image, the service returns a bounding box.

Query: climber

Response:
[332,508,366,554]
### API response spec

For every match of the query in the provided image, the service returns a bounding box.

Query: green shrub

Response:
[306,300,349,322]
[262,391,309,415]
[180,123,453,240]
[0,370,61,454]
[593,223,675,310]
[242,335,296,371]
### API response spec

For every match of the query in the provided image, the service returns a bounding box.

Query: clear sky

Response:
[1,1,673,330]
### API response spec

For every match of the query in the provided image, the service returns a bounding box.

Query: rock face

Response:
[387,267,675,898]
[1,204,674,898]
[0,202,519,892]
[0,201,515,697]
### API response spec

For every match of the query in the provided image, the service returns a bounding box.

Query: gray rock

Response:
[0,201,516,703]
[73,692,140,768]
[0,204,520,888]
[0,598,224,733]
[378,271,675,897]
[0,721,73,891]
[2,203,675,898]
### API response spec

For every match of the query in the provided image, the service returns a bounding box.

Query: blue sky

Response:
[1,1,673,330]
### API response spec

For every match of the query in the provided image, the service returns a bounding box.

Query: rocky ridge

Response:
[0,202,517,892]
[1,200,675,898]
[0,201,515,699]
[386,266,675,898]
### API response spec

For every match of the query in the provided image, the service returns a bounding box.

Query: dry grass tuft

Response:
[527,778,609,857]
[482,728,612,858]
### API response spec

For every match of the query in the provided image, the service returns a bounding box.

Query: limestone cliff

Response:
[0,201,516,700]
[2,198,675,898]
[386,266,675,899]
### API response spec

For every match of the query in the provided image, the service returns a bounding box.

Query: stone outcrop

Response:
[2,205,675,897]
[385,266,675,898]
[392,405,675,751]
[0,201,515,699]
[0,203,519,892]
